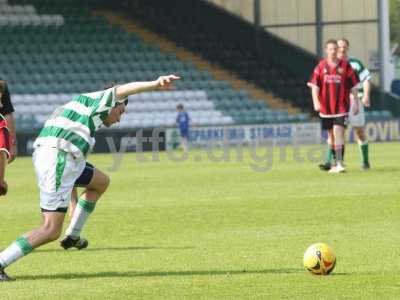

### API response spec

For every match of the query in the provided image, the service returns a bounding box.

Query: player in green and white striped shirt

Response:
[320,38,371,170]
[0,74,180,281]
[340,39,371,169]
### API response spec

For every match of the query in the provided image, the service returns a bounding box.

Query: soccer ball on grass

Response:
[303,243,336,275]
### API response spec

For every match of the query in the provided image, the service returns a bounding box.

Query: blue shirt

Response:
[176,111,190,131]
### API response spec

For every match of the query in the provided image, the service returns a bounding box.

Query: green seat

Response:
[254,112,264,123]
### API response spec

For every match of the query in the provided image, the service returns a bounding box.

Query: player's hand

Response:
[156,75,180,91]
[362,96,370,107]
[0,179,8,196]
[8,144,17,164]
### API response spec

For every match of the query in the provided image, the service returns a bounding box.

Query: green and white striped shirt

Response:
[349,58,372,98]
[34,87,126,158]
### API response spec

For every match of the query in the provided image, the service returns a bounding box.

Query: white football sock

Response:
[65,198,96,238]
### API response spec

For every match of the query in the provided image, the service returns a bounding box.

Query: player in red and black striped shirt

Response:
[308,39,360,173]
[0,80,17,195]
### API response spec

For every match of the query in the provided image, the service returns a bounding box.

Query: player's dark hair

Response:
[338,38,350,46]
[177,104,184,110]
[103,82,129,106]
[325,39,338,47]
[0,81,5,95]
[115,100,128,106]
[103,82,116,90]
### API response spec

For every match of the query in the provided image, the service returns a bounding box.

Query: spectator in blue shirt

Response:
[176,104,190,152]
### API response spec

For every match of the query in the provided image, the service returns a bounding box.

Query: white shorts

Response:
[33,146,86,212]
[348,99,366,127]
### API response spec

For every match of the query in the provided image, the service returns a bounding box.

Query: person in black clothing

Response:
[0,80,17,195]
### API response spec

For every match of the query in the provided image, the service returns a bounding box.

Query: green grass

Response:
[1,143,400,299]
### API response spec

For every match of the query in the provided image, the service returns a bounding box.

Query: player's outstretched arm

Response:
[116,75,180,99]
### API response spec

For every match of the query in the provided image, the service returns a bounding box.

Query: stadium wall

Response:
[207,0,379,74]
[206,0,254,23]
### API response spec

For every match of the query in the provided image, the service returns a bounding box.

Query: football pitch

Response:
[0,142,399,299]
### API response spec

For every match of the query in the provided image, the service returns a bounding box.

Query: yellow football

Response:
[303,243,336,275]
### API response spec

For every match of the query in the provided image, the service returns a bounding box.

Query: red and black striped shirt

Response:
[309,59,359,117]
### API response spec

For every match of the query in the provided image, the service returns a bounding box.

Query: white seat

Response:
[141,119,153,128]
[130,119,141,128]
[210,117,223,125]
[147,102,158,111]
[14,105,25,113]
[32,94,44,103]
[21,94,32,103]
[129,94,143,102]
[40,15,52,26]
[151,92,163,100]
[140,93,153,101]
[12,94,23,103]
[59,94,71,102]
[9,15,19,25]
[46,94,58,102]
[202,102,214,109]
[152,118,163,127]
[53,15,64,26]
[159,92,170,100]
[194,90,206,100]
[27,15,38,26]
[221,116,234,125]
[156,101,169,111]
[197,117,208,125]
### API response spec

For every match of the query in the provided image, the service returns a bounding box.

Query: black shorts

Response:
[321,116,348,130]
[74,162,95,187]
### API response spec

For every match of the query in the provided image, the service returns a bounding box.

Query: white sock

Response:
[182,138,188,152]
[65,198,96,238]
[0,236,33,268]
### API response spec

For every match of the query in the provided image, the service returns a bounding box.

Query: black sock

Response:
[341,145,345,162]
[335,145,344,163]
